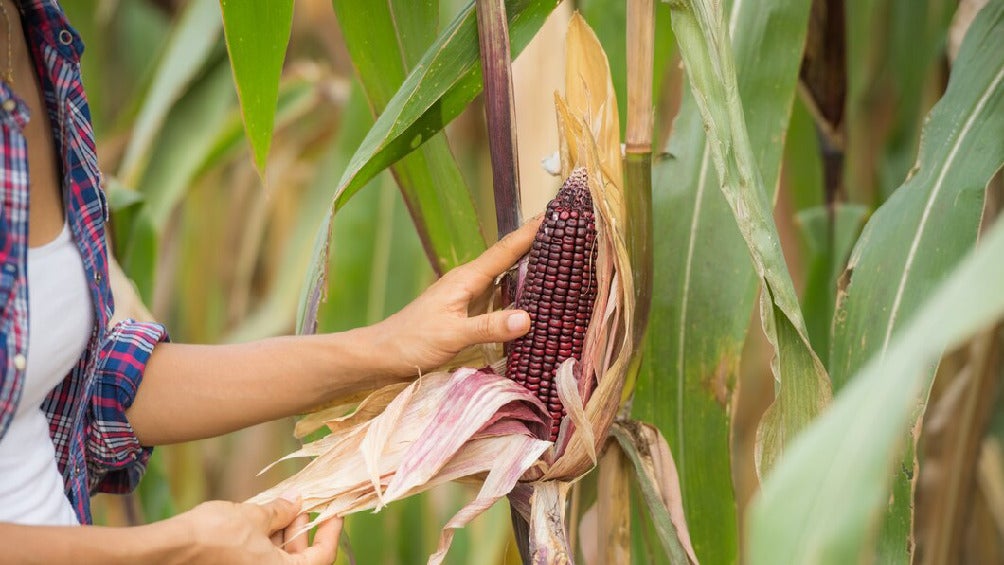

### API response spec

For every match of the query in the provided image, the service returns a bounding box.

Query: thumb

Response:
[259,490,301,533]
[466,310,531,344]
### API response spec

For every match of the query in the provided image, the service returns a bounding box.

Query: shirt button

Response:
[2,99,15,112]
[59,29,73,46]
[94,271,102,284]
[13,354,26,370]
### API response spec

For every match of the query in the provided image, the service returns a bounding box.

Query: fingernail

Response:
[280,489,301,503]
[507,312,529,332]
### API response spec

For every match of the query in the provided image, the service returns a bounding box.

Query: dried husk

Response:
[249,368,552,563]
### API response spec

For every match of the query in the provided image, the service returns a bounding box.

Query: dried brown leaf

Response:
[564,12,622,187]
[530,481,574,564]
[294,382,409,439]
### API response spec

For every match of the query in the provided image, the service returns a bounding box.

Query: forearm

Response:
[0,520,190,564]
[125,220,543,447]
[126,328,400,446]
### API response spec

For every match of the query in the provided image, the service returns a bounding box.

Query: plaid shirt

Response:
[0,1,167,524]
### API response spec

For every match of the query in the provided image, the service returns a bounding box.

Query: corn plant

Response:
[70,0,1004,562]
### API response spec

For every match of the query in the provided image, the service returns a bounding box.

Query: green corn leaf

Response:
[195,75,319,180]
[326,0,556,211]
[634,0,816,561]
[120,72,324,317]
[750,172,1004,563]
[122,60,237,303]
[827,2,1004,561]
[783,97,824,213]
[220,0,294,177]
[332,0,485,276]
[666,0,831,477]
[310,85,432,338]
[796,204,869,357]
[104,177,145,212]
[298,0,559,332]
[117,0,222,186]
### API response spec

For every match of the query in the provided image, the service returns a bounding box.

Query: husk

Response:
[249,369,551,556]
[294,381,410,439]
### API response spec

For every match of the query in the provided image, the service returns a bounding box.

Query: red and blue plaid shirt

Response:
[0,1,167,524]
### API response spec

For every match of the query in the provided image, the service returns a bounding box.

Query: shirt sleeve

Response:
[85,319,169,494]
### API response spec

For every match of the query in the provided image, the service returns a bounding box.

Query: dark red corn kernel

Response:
[505,168,597,441]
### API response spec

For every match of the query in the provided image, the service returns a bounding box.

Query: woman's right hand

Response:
[173,493,341,564]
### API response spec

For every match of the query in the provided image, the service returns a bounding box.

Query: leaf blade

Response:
[827,3,1004,560]
[755,3,1003,561]
[750,176,1004,565]
[117,0,222,185]
[122,61,237,302]
[333,0,485,275]
[220,0,294,176]
[667,0,830,477]
[634,0,815,561]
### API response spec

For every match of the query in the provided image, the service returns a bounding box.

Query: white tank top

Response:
[0,223,93,525]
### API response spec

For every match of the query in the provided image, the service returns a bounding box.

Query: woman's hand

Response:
[365,216,543,378]
[174,493,341,564]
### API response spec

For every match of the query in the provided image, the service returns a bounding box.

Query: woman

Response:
[0,1,537,562]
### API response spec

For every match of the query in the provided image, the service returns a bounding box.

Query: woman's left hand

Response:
[364,216,542,378]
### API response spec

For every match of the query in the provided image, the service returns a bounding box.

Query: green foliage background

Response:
[68,0,1004,563]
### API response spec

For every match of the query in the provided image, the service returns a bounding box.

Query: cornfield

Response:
[78,0,1004,563]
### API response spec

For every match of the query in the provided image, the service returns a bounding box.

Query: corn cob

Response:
[506,168,598,441]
